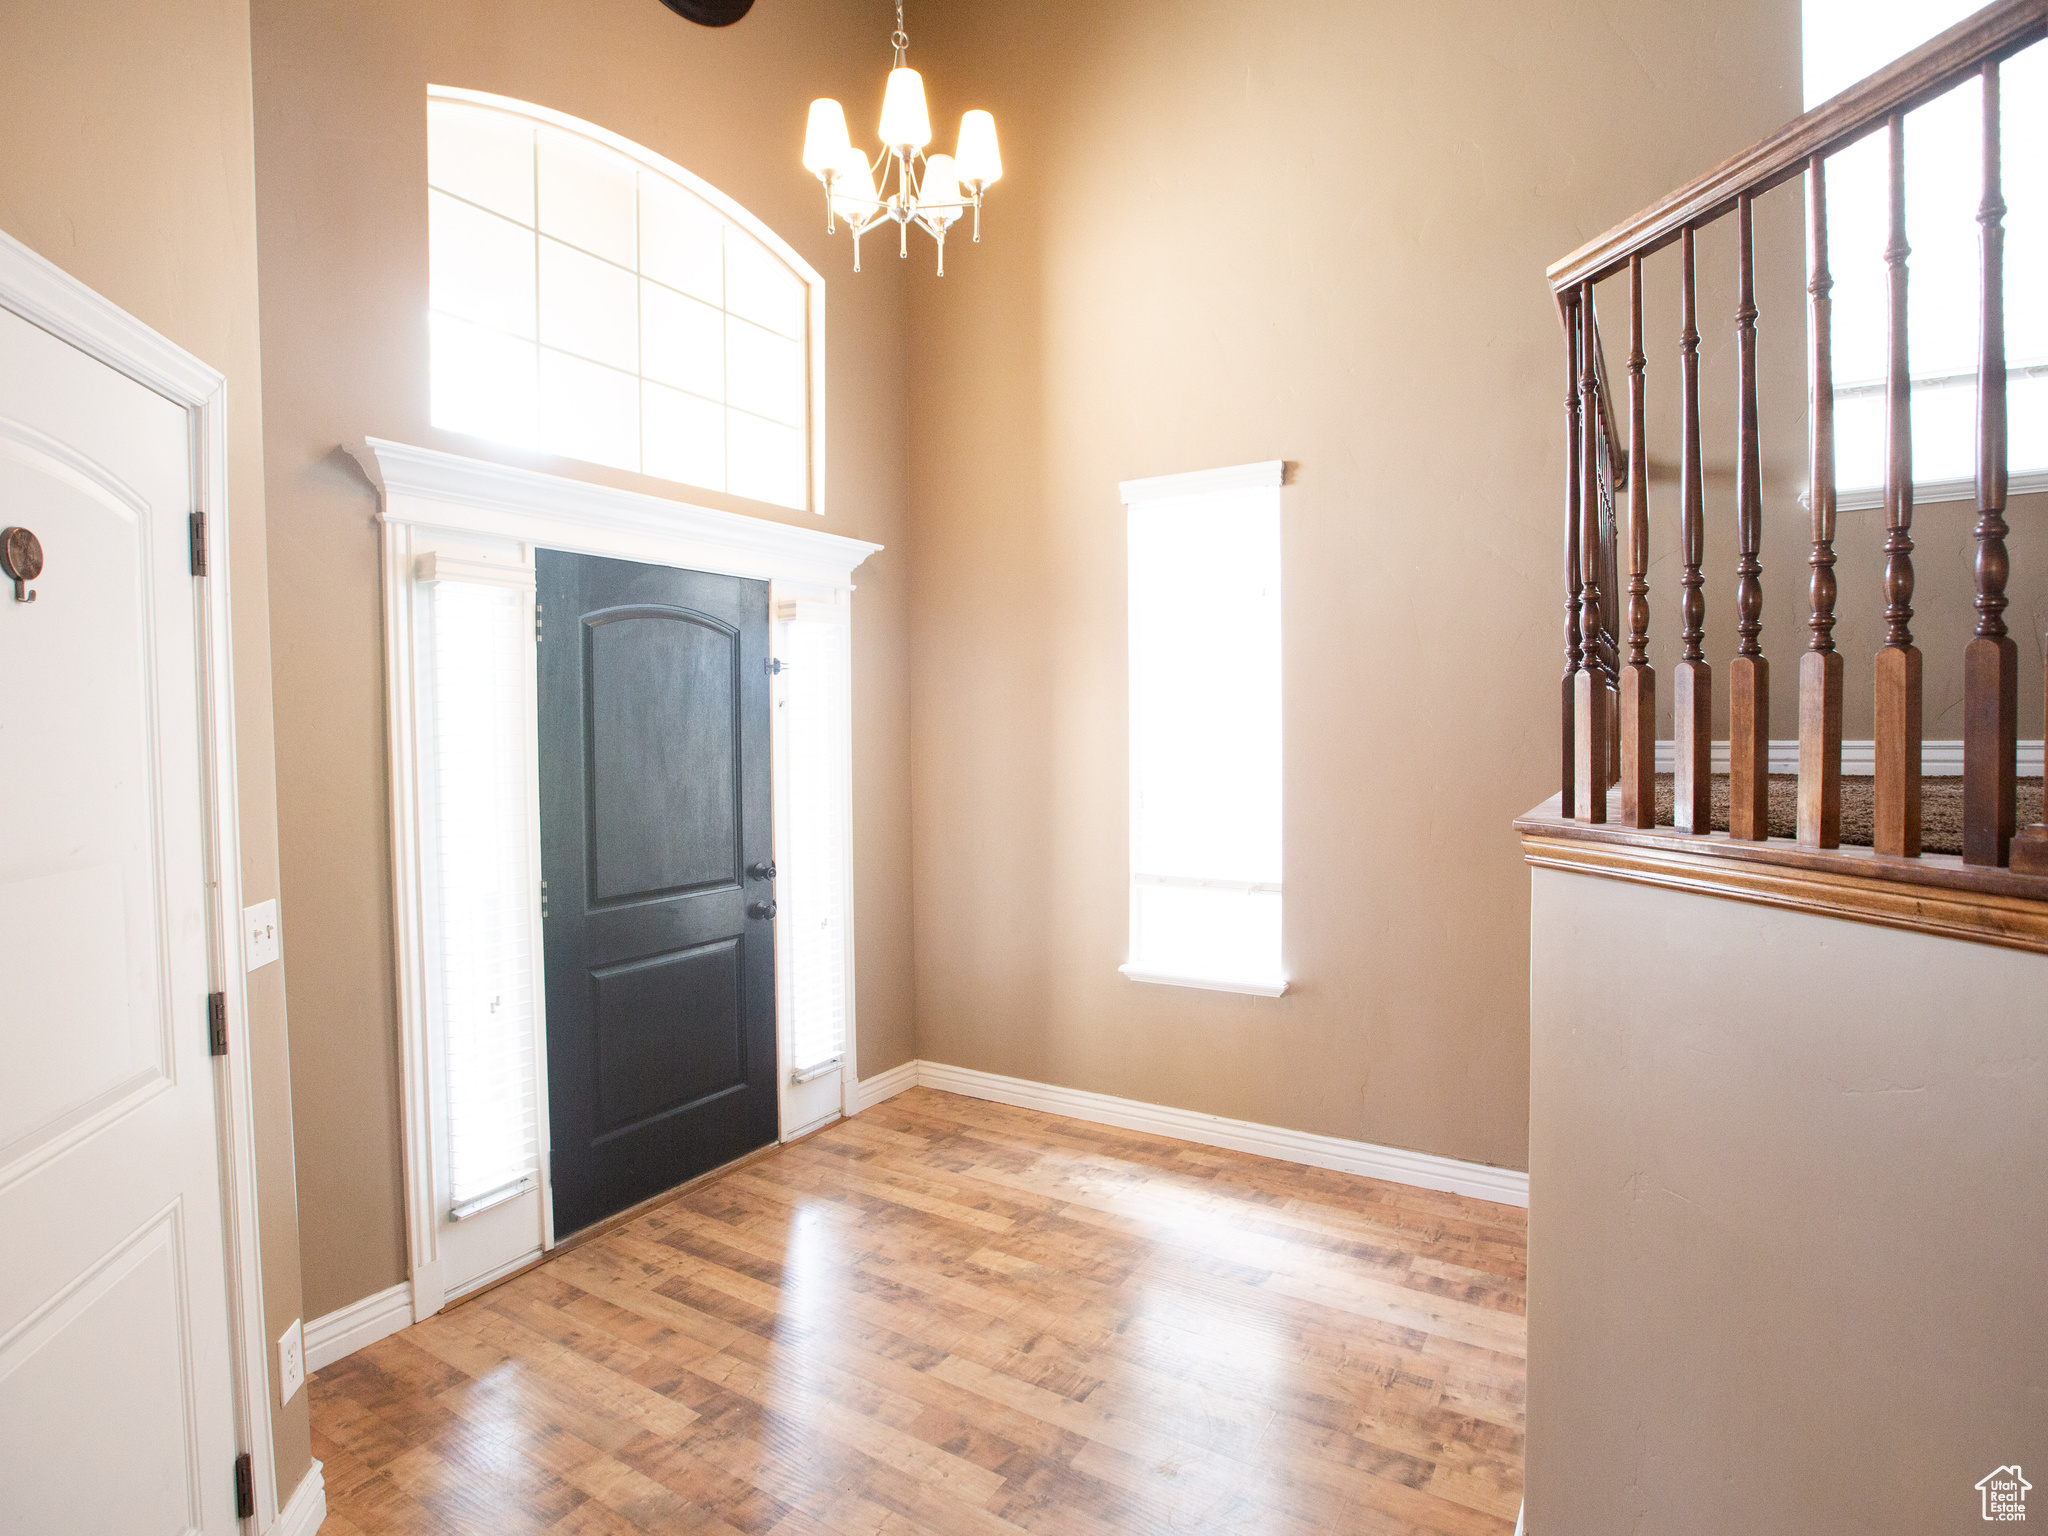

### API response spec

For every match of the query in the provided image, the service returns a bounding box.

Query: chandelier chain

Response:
[892,0,908,64]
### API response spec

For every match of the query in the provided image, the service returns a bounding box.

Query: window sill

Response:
[1118,965,1289,998]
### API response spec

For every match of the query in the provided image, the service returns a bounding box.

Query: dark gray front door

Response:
[536,549,777,1237]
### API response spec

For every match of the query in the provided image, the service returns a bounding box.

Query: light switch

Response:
[245,899,280,971]
[278,1318,305,1406]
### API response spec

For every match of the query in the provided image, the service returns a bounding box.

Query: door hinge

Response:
[539,877,548,920]
[535,600,542,642]
[233,1451,254,1520]
[765,657,784,676]
[208,992,228,1057]
[189,511,208,577]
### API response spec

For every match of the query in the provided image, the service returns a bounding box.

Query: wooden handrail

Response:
[1546,0,2047,294]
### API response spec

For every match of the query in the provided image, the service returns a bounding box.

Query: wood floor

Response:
[311,1088,1527,1536]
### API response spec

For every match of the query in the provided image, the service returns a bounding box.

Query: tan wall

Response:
[902,0,1813,1170]
[0,0,311,1497]
[249,0,918,1319]
[1527,869,2047,1530]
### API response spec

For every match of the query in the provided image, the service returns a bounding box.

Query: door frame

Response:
[354,437,878,1323]
[0,230,286,1524]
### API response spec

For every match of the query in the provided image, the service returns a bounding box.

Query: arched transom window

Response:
[427,87,821,512]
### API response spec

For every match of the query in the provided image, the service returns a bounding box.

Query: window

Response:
[1804,0,2048,503]
[775,601,851,1079]
[426,87,821,512]
[1121,462,1286,997]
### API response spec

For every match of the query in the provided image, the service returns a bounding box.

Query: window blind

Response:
[1126,480,1284,989]
[779,612,848,1074]
[427,577,541,1210]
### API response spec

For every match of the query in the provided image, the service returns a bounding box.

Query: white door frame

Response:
[0,230,287,1525]
[351,437,879,1324]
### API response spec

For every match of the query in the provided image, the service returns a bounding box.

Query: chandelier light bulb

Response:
[955,110,1002,187]
[878,66,932,150]
[830,150,879,221]
[919,154,962,224]
[802,98,852,175]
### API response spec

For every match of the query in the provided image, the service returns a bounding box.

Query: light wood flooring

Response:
[311,1087,1527,1536]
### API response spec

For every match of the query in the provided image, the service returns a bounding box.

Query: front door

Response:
[536,550,777,1237]
[0,304,242,1530]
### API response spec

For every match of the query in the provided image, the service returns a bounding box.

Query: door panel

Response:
[539,551,776,1236]
[0,304,239,1532]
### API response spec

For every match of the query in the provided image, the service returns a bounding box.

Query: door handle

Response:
[747,900,777,920]
[748,860,777,881]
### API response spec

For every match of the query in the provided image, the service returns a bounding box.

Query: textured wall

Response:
[1529,868,2046,1531]
[0,0,311,1497]
[250,0,917,1319]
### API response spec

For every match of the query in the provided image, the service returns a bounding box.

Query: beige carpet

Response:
[1651,774,2045,854]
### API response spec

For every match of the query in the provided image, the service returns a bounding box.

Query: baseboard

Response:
[304,1281,414,1373]
[270,1460,325,1536]
[849,1056,919,1112]
[856,1060,1528,1209]
[1655,737,2045,776]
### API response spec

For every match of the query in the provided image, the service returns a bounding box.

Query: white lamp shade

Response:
[919,153,962,223]
[802,98,852,174]
[831,151,879,220]
[955,109,1002,186]
[878,67,932,149]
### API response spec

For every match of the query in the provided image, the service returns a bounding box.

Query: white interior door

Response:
[0,304,241,1533]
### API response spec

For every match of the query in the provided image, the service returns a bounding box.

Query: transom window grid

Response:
[1804,0,2048,499]
[427,90,819,512]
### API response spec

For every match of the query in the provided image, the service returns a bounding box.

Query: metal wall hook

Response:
[1,526,42,603]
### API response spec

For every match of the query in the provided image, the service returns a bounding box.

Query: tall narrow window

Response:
[1122,462,1286,997]
[426,87,822,512]
[776,602,851,1077]
[1804,0,2048,502]
[422,571,542,1219]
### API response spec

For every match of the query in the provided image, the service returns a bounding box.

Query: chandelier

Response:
[800,2,1002,275]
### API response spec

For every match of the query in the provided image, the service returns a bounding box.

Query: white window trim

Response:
[352,436,877,1323]
[428,85,829,516]
[1119,458,1290,1000]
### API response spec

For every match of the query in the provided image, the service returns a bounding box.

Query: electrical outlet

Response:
[245,899,280,971]
[278,1318,304,1406]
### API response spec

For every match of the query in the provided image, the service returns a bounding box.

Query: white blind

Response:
[1803,0,2048,493]
[1127,481,1283,987]
[427,578,541,1208]
[779,613,848,1073]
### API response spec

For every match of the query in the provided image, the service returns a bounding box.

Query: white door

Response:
[0,304,241,1533]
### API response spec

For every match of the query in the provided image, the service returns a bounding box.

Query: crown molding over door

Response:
[348,438,879,1327]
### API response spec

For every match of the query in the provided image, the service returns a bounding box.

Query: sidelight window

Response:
[426,87,822,512]
[1803,0,2048,504]
[1121,462,1287,997]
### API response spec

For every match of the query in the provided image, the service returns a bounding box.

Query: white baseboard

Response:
[851,1060,1528,1209]
[270,1460,325,1536]
[849,1056,919,1112]
[1654,737,2045,776]
[304,1281,415,1373]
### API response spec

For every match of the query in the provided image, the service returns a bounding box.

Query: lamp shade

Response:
[830,149,879,220]
[878,67,932,149]
[802,98,852,174]
[919,153,962,223]
[954,109,1002,186]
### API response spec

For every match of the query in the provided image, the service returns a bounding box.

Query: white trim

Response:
[1120,459,1285,504]
[269,1461,326,1536]
[848,1058,920,1113]
[303,1283,415,1373]
[355,438,879,1325]
[427,86,830,517]
[1815,466,2048,513]
[1118,965,1289,998]
[0,229,282,1525]
[850,1062,1529,1209]
[1654,737,2045,776]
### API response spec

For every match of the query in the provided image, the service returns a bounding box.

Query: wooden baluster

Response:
[1562,294,1582,817]
[1575,279,1608,822]
[1620,254,1654,827]
[1674,227,1711,834]
[1799,154,1844,848]
[1730,192,1770,841]
[1964,61,2017,867]
[1875,113,1922,858]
